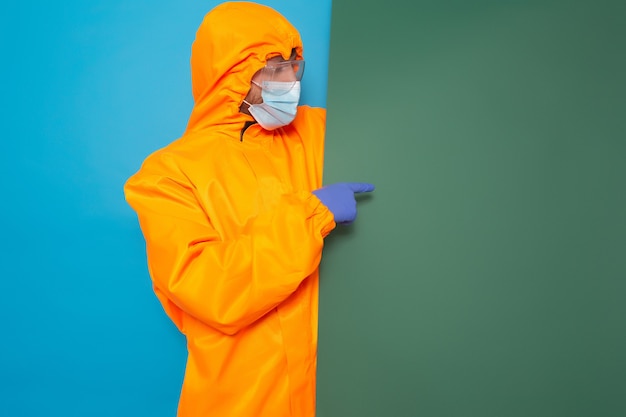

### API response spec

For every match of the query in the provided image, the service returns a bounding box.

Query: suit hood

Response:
[185,2,304,134]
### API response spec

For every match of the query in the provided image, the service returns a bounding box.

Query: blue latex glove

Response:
[312,182,375,224]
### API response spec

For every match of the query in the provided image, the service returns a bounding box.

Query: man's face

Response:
[240,50,301,114]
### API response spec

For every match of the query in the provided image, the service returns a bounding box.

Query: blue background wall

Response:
[0,1,331,415]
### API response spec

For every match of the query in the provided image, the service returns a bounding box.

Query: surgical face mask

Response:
[244,81,301,130]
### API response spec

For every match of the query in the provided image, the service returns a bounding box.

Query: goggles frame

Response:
[255,59,305,94]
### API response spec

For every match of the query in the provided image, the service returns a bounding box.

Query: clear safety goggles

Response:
[253,59,305,94]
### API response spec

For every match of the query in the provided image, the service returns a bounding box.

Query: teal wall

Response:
[317,0,626,416]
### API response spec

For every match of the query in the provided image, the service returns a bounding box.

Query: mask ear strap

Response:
[241,99,256,118]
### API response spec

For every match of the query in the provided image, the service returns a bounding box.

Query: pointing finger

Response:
[346,182,375,193]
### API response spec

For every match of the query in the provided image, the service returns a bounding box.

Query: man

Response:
[124,2,374,416]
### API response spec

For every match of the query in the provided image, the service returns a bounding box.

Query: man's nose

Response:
[276,69,297,82]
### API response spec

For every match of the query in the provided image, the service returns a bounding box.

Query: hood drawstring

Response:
[240,120,257,142]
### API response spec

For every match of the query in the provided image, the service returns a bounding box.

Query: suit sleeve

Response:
[124,165,336,336]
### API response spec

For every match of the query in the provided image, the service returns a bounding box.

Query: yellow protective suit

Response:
[124,2,335,416]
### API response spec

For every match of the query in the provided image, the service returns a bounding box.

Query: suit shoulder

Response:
[297,105,326,122]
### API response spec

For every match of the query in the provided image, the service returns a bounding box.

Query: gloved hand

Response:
[312,182,375,224]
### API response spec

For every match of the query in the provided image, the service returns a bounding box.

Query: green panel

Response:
[317,1,626,416]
